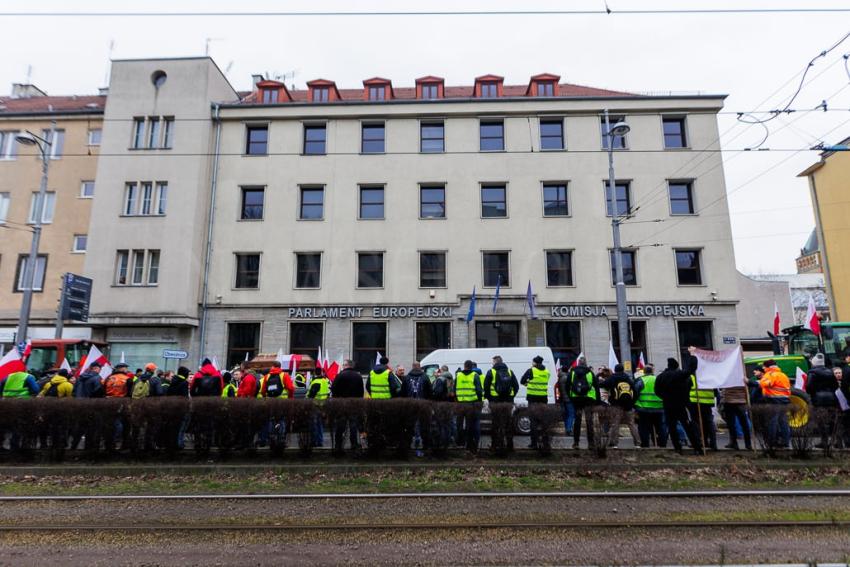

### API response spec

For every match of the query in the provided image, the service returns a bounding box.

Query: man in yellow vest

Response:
[634,365,667,448]
[307,368,331,448]
[454,359,483,452]
[520,356,551,450]
[687,346,717,451]
[367,356,400,399]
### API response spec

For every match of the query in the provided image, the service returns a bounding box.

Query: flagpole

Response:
[693,371,707,456]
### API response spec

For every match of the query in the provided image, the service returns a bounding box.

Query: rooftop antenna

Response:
[273,69,298,89]
[205,37,223,56]
[25,64,32,84]
[224,61,234,75]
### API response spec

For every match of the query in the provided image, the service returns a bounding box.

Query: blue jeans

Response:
[561,400,575,435]
[766,398,791,447]
[311,414,324,447]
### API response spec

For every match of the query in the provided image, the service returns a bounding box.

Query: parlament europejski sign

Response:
[287,304,706,319]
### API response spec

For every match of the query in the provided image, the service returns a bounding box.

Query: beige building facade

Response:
[86,57,744,373]
[0,85,104,350]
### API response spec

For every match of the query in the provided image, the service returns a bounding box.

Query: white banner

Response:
[693,346,746,389]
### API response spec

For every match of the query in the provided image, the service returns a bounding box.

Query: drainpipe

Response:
[198,103,222,364]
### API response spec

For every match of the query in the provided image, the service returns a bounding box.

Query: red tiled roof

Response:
[237,81,633,104]
[0,94,106,115]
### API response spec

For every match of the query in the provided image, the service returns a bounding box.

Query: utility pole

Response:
[605,109,633,372]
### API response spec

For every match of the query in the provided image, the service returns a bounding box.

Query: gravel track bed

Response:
[1,527,848,565]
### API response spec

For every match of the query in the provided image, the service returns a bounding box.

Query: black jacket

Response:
[402,368,432,400]
[73,371,104,399]
[655,356,697,408]
[166,374,190,397]
[806,366,838,407]
[331,368,365,398]
[483,363,519,403]
[602,372,637,410]
[564,364,600,404]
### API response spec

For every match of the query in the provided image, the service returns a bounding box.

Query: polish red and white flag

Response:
[773,302,781,336]
[804,296,821,336]
[637,352,646,370]
[78,344,111,379]
[0,347,26,380]
[569,352,585,370]
[60,358,72,373]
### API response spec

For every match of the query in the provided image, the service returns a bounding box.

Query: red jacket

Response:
[261,368,295,398]
[237,373,258,398]
[197,363,223,391]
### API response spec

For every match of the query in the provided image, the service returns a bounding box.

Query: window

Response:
[481,184,507,218]
[669,181,695,215]
[677,320,713,361]
[240,187,264,220]
[476,321,520,348]
[87,128,102,146]
[162,118,174,149]
[245,125,268,155]
[675,249,703,285]
[290,322,323,361]
[312,87,329,102]
[480,83,498,98]
[540,119,564,150]
[605,181,631,216]
[537,82,555,97]
[262,89,278,103]
[147,118,160,149]
[140,182,153,215]
[124,183,138,215]
[28,192,56,224]
[416,322,451,361]
[72,234,87,253]
[132,118,145,149]
[131,249,145,284]
[419,184,445,219]
[303,124,326,155]
[368,86,385,101]
[0,192,10,223]
[542,183,568,217]
[546,321,581,366]
[80,181,95,198]
[235,253,261,289]
[295,252,321,288]
[419,252,447,288]
[14,255,47,292]
[0,131,19,159]
[147,250,160,284]
[361,123,385,153]
[156,182,168,215]
[357,252,384,288]
[353,322,387,374]
[483,251,509,287]
[115,250,129,285]
[546,251,573,286]
[299,186,324,220]
[421,84,439,99]
[359,185,384,219]
[611,320,647,369]
[420,121,445,153]
[227,322,260,370]
[41,129,64,158]
[610,250,637,286]
[601,116,627,149]
[663,117,687,148]
[480,120,504,151]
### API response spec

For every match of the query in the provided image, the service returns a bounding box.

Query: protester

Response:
[73,362,105,399]
[237,369,259,398]
[720,382,752,451]
[601,364,640,448]
[687,349,718,452]
[566,356,599,449]
[366,357,400,399]
[103,363,133,398]
[307,367,330,447]
[806,353,839,449]
[330,359,364,454]
[749,359,791,449]
[656,354,701,454]
[37,369,73,398]
[221,372,237,397]
[483,356,519,404]
[454,359,483,452]
[557,363,576,440]
[634,365,667,448]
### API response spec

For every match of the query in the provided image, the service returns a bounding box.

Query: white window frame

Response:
[16,255,47,292]
[0,131,19,159]
[0,192,9,223]
[28,191,56,224]
[162,117,174,149]
[41,129,65,159]
[155,182,167,215]
[131,249,145,285]
[132,118,145,149]
[140,182,153,215]
[115,250,129,285]
[72,234,87,253]
[87,128,102,146]
[123,183,138,215]
[80,180,95,199]
[146,250,160,285]
[147,117,160,149]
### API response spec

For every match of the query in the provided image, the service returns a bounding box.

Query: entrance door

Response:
[475,321,520,348]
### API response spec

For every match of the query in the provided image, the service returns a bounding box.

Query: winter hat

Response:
[177,366,190,377]
[144,362,157,372]
[533,355,544,364]
[666,358,679,370]
[812,353,826,367]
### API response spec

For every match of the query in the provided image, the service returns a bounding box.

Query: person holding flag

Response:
[73,361,105,399]
[0,345,39,398]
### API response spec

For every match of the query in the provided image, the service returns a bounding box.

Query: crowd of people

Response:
[1,347,848,456]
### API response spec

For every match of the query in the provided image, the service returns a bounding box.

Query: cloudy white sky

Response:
[2,0,848,275]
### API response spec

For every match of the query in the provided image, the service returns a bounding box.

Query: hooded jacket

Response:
[602,372,637,410]
[806,365,838,407]
[483,363,519,402]
[366,364,401,398]
[331,368,365,398]
[39,374,73,397]
[260,367,295,398]
[402,368,433,400]
[166,373,190,397]
[129,371,163,397]
[237,373,258,398]
[655,356,697,408]
[563,364,600,404]
[73,371,104,398]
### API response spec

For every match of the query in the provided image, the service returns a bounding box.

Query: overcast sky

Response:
[2,0,848,275]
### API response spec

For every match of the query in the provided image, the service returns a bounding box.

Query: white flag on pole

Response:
[608,341,619,369]
[211,356,220,371]
[692,347,745,389]
[60,358,72,373]
[376,351,383,366]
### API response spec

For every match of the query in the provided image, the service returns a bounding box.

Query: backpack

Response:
[408,376,422,398]
[614,380,634,405]
[570,371,591,397]
[494,367,513,397]
[131,379,150,399]
[265,373,284,398]
[44,382,60,397]
[431,376,448,400]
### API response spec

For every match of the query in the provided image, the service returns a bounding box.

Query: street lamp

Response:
[604,110,633,372]
[15,123,54,343]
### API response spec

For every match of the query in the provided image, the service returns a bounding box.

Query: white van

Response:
[420,347,558,404]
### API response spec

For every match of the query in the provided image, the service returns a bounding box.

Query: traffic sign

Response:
[163,349,188,360]
[60,273,92,322]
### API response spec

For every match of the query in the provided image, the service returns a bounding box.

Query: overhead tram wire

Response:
[2,8,850,17]
[625,115,850,249]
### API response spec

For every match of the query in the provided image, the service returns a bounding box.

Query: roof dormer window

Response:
[369,86,385,101]
[254,80,290,104]
[363,78,393,101]
[415,76,445,100]
[313,87,329,102]
[481,83,498,98]
[262,89,279,103]
[537,82,555,97]
[307,79,340,103]
[474,75,504,98]
[528,74,560,97]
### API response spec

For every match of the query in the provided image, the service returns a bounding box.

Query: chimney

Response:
[11,83,47,98]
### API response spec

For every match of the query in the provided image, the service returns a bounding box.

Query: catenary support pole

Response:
[198,104,223,364]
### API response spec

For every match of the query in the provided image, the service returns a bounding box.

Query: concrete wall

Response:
[736,272,794,338]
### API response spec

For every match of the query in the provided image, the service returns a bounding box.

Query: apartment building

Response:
[0,84,104,350]
[87,57,742,372]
